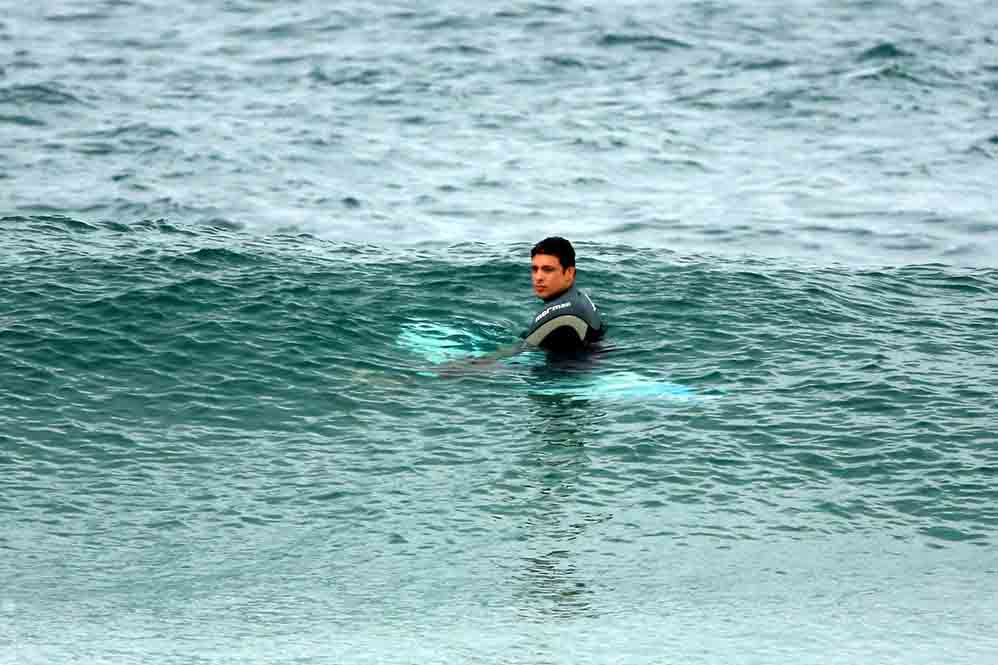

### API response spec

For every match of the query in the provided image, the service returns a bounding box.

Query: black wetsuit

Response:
[523,284,605,352]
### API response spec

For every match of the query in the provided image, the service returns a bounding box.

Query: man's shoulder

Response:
[530,286,602,326]
[532,301,569,324]
[532,286,582,320]
[523,285,606,348]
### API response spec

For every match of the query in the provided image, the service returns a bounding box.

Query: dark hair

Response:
[530,236,576,269]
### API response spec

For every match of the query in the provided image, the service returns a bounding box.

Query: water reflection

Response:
[503,389,611,621]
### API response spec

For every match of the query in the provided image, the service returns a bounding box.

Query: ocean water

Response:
[2,1,998,664]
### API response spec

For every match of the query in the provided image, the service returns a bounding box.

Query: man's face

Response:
[532,253,575,299]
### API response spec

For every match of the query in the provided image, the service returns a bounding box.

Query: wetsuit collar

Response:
[541,283,576,303]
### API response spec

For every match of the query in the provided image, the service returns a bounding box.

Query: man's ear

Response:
[566,266,576,280]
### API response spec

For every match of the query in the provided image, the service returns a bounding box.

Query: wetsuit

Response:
[523,284,605,352]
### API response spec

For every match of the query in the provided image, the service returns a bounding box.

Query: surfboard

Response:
[396,320,491,364]
[396,320,694,401]
[530,370,693,401]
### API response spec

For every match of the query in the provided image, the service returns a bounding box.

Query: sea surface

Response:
[2,1,998,664]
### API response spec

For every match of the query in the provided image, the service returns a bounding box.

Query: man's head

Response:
[531,236,576,300]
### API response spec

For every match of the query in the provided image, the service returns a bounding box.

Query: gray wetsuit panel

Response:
[524,285,604,351]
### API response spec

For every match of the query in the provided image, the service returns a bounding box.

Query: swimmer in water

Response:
[524,236,605,352]
[438,236,605,373]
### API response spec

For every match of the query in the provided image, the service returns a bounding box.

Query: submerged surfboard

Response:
[396,321,492,364]
[396,320,694,401]
[529,370,693,401]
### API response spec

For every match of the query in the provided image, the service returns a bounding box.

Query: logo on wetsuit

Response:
[534,301,571,324]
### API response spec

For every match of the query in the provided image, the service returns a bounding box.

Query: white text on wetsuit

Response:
[534,301,571,323]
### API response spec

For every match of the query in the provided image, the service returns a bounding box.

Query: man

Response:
[523,237,605,352]
[436,237,604,374]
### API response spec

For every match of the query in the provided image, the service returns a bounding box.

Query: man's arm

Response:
[434,341,527,376]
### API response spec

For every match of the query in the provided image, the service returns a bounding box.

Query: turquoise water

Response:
[3,217,996,663]
[3,1,998,663]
